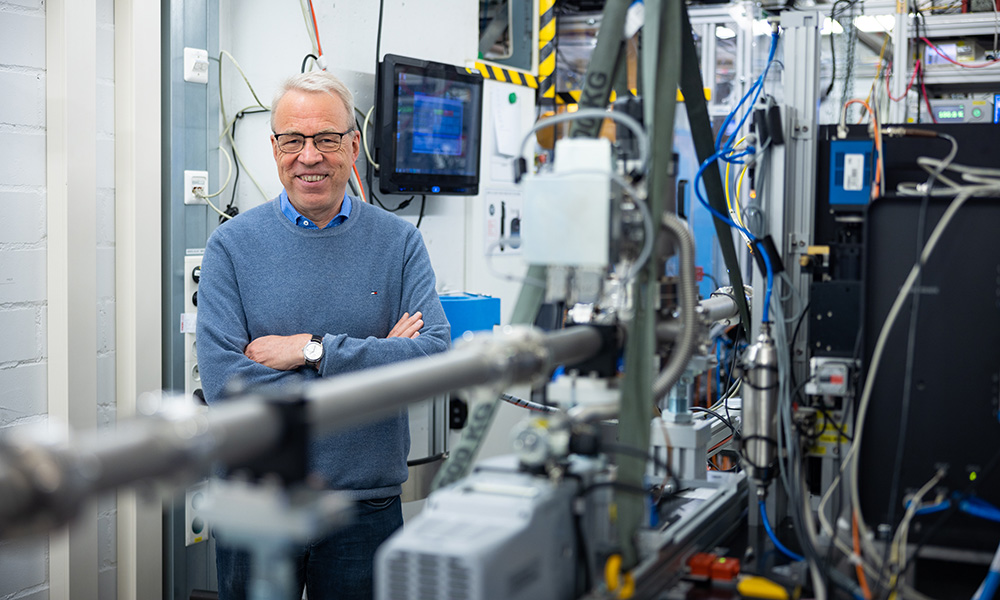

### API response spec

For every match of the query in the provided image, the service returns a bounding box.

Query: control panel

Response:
[183,253,203,403]
[927,98,993,123]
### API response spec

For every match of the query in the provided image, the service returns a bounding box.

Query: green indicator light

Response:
[971,471,978,482]
[509,92,517,104]
[974,108,983,118]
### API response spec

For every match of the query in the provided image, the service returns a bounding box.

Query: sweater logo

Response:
[371,291,378,295]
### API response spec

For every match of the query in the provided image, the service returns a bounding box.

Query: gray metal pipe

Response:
[698,293,740,324]
[0,326,603,535]
[651,213,700,403]
[306,326,602,435]
[655,292,741,343]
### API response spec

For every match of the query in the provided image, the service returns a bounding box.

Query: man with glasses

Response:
[197,70,451,600]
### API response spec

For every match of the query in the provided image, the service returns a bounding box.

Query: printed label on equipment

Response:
[180,312,197,333]
[843,154,864,191]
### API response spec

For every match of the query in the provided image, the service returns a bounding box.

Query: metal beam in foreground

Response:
[0,326,603,537]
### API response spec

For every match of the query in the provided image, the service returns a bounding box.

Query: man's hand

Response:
[387,311,423,339]
[244,333,313,370]
[244,313,421,370]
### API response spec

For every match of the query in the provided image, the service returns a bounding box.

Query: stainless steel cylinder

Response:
[741,323,777,487]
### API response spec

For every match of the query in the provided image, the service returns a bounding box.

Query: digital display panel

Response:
[376,55,483,195]
[934,105,965,123]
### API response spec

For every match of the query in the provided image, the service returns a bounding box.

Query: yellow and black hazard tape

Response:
[552,88,712,105]
[538,0,556,99]
[472,61,538,88]
[553,89,635,105]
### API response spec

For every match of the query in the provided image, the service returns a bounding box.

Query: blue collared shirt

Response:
[279,190,352,229]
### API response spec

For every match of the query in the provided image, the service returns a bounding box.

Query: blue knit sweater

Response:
[197,197,451,500]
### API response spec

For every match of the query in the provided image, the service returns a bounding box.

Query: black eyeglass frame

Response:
[272,129,356,153]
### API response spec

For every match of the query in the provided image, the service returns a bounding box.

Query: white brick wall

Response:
[0,7,48,593]
[1,0,118,598]
[0,362,46,426]
[0,11,45,68]
[96,2,118,599]
[0,536,47,593]
[0,3,48,431]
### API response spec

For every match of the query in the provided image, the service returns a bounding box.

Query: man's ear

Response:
[350,130,361,162]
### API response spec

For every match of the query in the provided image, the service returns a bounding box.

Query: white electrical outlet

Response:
[185,480,210,546]
[184,170,209,205]
[183,47,210,84]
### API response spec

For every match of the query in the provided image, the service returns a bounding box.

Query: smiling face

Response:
[270,89,360,227]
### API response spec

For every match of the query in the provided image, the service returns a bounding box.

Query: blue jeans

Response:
[216,496,403,600]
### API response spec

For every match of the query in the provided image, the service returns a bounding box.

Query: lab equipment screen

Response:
[376,54,483,195]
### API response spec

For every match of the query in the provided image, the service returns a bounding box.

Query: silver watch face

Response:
[304,341,323,362]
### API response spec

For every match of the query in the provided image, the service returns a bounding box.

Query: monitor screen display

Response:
[376,54,483,195]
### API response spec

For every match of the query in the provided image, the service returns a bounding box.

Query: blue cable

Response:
[693,151,774,322]
[714,31,780,155]
[759,500,804,562]
[974,570,1000,600]
[912,500,950,516]
[715,339,723,400]
[962,500,1000,523]
[693,30,780,325]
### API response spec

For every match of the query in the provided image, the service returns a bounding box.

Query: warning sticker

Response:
[843,154,865,191]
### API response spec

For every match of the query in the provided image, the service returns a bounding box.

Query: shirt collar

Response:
[279,190,352,229]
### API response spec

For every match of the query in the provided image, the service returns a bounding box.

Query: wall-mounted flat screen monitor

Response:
[376,54,483,196]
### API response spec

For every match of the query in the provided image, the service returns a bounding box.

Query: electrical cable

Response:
[218,51,271,202]
[307,0,323,60]
[973,540,1000,600]
[415,195,426,229]
[759,500,804,562]
[845,182,994,589]
[220,107,267,221]
[921,36,1000,68]
[362,105,379,169]
[770,279,864,600]
[886,59,920,103]
[886,469,946,598]
[518,108,649,176]
[499,393,559,413]
[299,0,318,57]
[602,442,676,487]
[864,32,891,111]
[194,145,235,221]
[690,406,739,438]
[872,191,932,600]
[301,53,318,74]
[693,153,774,322]
[692,31,779,324]
[484,238,545,288]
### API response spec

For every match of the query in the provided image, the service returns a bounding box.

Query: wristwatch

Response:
[303,335,324,368]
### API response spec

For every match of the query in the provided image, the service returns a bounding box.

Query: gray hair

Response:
[270,71,356,131]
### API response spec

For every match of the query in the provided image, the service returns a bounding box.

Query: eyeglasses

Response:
[273,129,354,154]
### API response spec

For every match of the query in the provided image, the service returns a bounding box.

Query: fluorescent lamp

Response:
[821,17,844,35]
[854,14,894,33]
[716,26,737,40]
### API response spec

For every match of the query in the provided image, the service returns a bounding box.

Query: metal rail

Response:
[0,326,603,537]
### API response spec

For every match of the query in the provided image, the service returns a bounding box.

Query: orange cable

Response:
[352,163,366,202]
[853,512,872,600]
[843,99,882,198]
[308,0,323,59]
